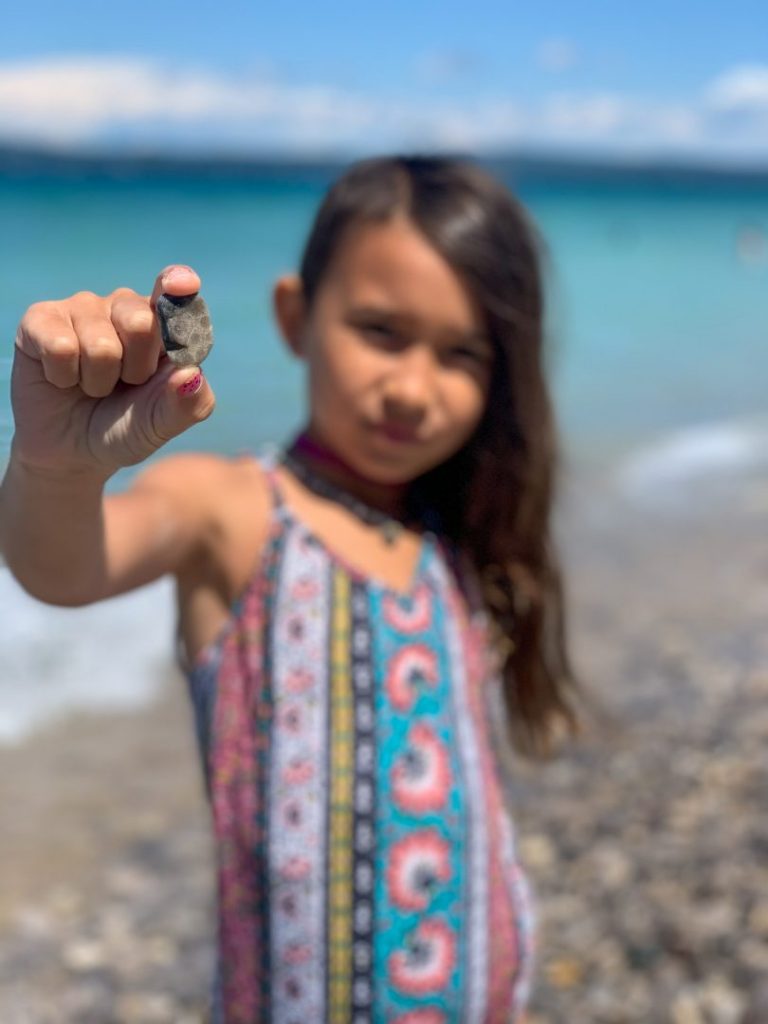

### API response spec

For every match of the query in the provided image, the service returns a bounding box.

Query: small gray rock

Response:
[156,293,213,368]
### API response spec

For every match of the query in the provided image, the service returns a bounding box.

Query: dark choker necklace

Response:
[280,449,407,546]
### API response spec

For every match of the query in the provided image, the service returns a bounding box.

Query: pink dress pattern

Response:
[184,457,537,1022]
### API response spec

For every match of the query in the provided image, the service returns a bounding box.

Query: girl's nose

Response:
[381,347,435,420]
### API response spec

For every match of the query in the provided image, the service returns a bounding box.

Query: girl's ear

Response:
[272,273,308,358]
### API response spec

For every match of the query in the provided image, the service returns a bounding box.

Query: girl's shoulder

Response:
[137,447,271,522]
[137,450,274,599]
[152,452,277,666]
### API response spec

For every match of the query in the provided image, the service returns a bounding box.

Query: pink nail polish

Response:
[178,371,203,396]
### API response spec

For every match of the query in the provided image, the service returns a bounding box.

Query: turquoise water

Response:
[1,166,768,741]
[1,170,766,472]
[0,165,765,745]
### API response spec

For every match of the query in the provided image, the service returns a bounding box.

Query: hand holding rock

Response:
[10,264,215,476]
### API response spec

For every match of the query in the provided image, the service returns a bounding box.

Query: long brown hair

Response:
[298,154,581,760]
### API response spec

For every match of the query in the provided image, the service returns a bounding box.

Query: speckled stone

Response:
[155,293,213,368]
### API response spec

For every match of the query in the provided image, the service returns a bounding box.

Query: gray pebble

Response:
[156,293,213,368]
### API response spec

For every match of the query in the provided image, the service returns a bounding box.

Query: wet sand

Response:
[1,464,767,1022]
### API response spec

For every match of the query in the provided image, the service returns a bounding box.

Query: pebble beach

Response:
[1,458,766,1023]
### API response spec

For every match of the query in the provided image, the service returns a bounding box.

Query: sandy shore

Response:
[512,465,768,1022]
[0,680,215,1022]
[1,463,767,1022]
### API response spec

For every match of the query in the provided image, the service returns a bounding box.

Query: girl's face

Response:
[275,216,493,485]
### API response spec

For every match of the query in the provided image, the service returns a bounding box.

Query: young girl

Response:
[1,155,579,1023]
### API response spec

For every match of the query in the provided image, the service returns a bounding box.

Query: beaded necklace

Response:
[280,436,408,546]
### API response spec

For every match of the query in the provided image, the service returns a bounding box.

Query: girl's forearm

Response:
[0,447,111,606]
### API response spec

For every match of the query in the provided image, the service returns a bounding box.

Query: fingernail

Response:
[164,265,195,283]
[177,371,203,396]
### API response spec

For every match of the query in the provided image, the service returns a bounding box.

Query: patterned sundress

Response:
[184,454,537,1023]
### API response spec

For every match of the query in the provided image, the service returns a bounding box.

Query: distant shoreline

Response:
[1,143,768,191]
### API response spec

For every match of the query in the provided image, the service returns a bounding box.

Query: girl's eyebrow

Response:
[348,304,489,345]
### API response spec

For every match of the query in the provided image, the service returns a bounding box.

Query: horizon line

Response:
[1,140,768,180]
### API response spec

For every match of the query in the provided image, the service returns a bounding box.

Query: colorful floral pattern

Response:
[391,1010,447,1024]
[389,919,458,995]
[382,582,433,633]
[385,644,440,711]
[185,456,537,1023]
[391,722,452,814]
[387,830,452,910]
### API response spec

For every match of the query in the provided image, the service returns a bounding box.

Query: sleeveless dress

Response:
[183,455,537,1024]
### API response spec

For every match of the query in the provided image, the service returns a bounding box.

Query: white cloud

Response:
[533,93,703,149]
[413,49,480,85]
[543,92,628,133]
[704,64,768,112]
[536,38,580,74]
[0,55,375,146]
[0,55,767,164]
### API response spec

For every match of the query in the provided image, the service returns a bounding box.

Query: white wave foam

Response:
[616,419,768,499]
[1,570,177,745]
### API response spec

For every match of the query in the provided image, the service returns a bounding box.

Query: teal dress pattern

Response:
[185,457,537,1023]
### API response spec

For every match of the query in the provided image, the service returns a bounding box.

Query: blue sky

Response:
[1,1,767,163]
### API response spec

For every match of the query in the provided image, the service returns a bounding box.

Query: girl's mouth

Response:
[373,420,422,444]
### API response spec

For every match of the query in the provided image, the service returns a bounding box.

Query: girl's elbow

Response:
[5,563,104,608]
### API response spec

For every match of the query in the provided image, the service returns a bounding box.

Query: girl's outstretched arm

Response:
[0,451,232,606]
[0,266,217,605]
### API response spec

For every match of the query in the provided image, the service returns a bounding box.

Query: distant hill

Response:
[1,142,767,190]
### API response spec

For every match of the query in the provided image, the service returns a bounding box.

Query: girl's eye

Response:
[359,323,404,346]
[449,345,488,364]
[362,323,396,337]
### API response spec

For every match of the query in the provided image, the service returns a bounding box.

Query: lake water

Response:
[1,161,767,741]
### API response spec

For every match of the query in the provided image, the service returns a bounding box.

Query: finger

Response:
[15,303,80,388]
[109,289,162,385]
[150,363,216,446]
[71,310,124,398]
[149,264,201,311]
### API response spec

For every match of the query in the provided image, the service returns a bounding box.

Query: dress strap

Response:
[252,446,291,523]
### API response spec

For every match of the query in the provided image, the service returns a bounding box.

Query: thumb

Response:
[151,364,215,444]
